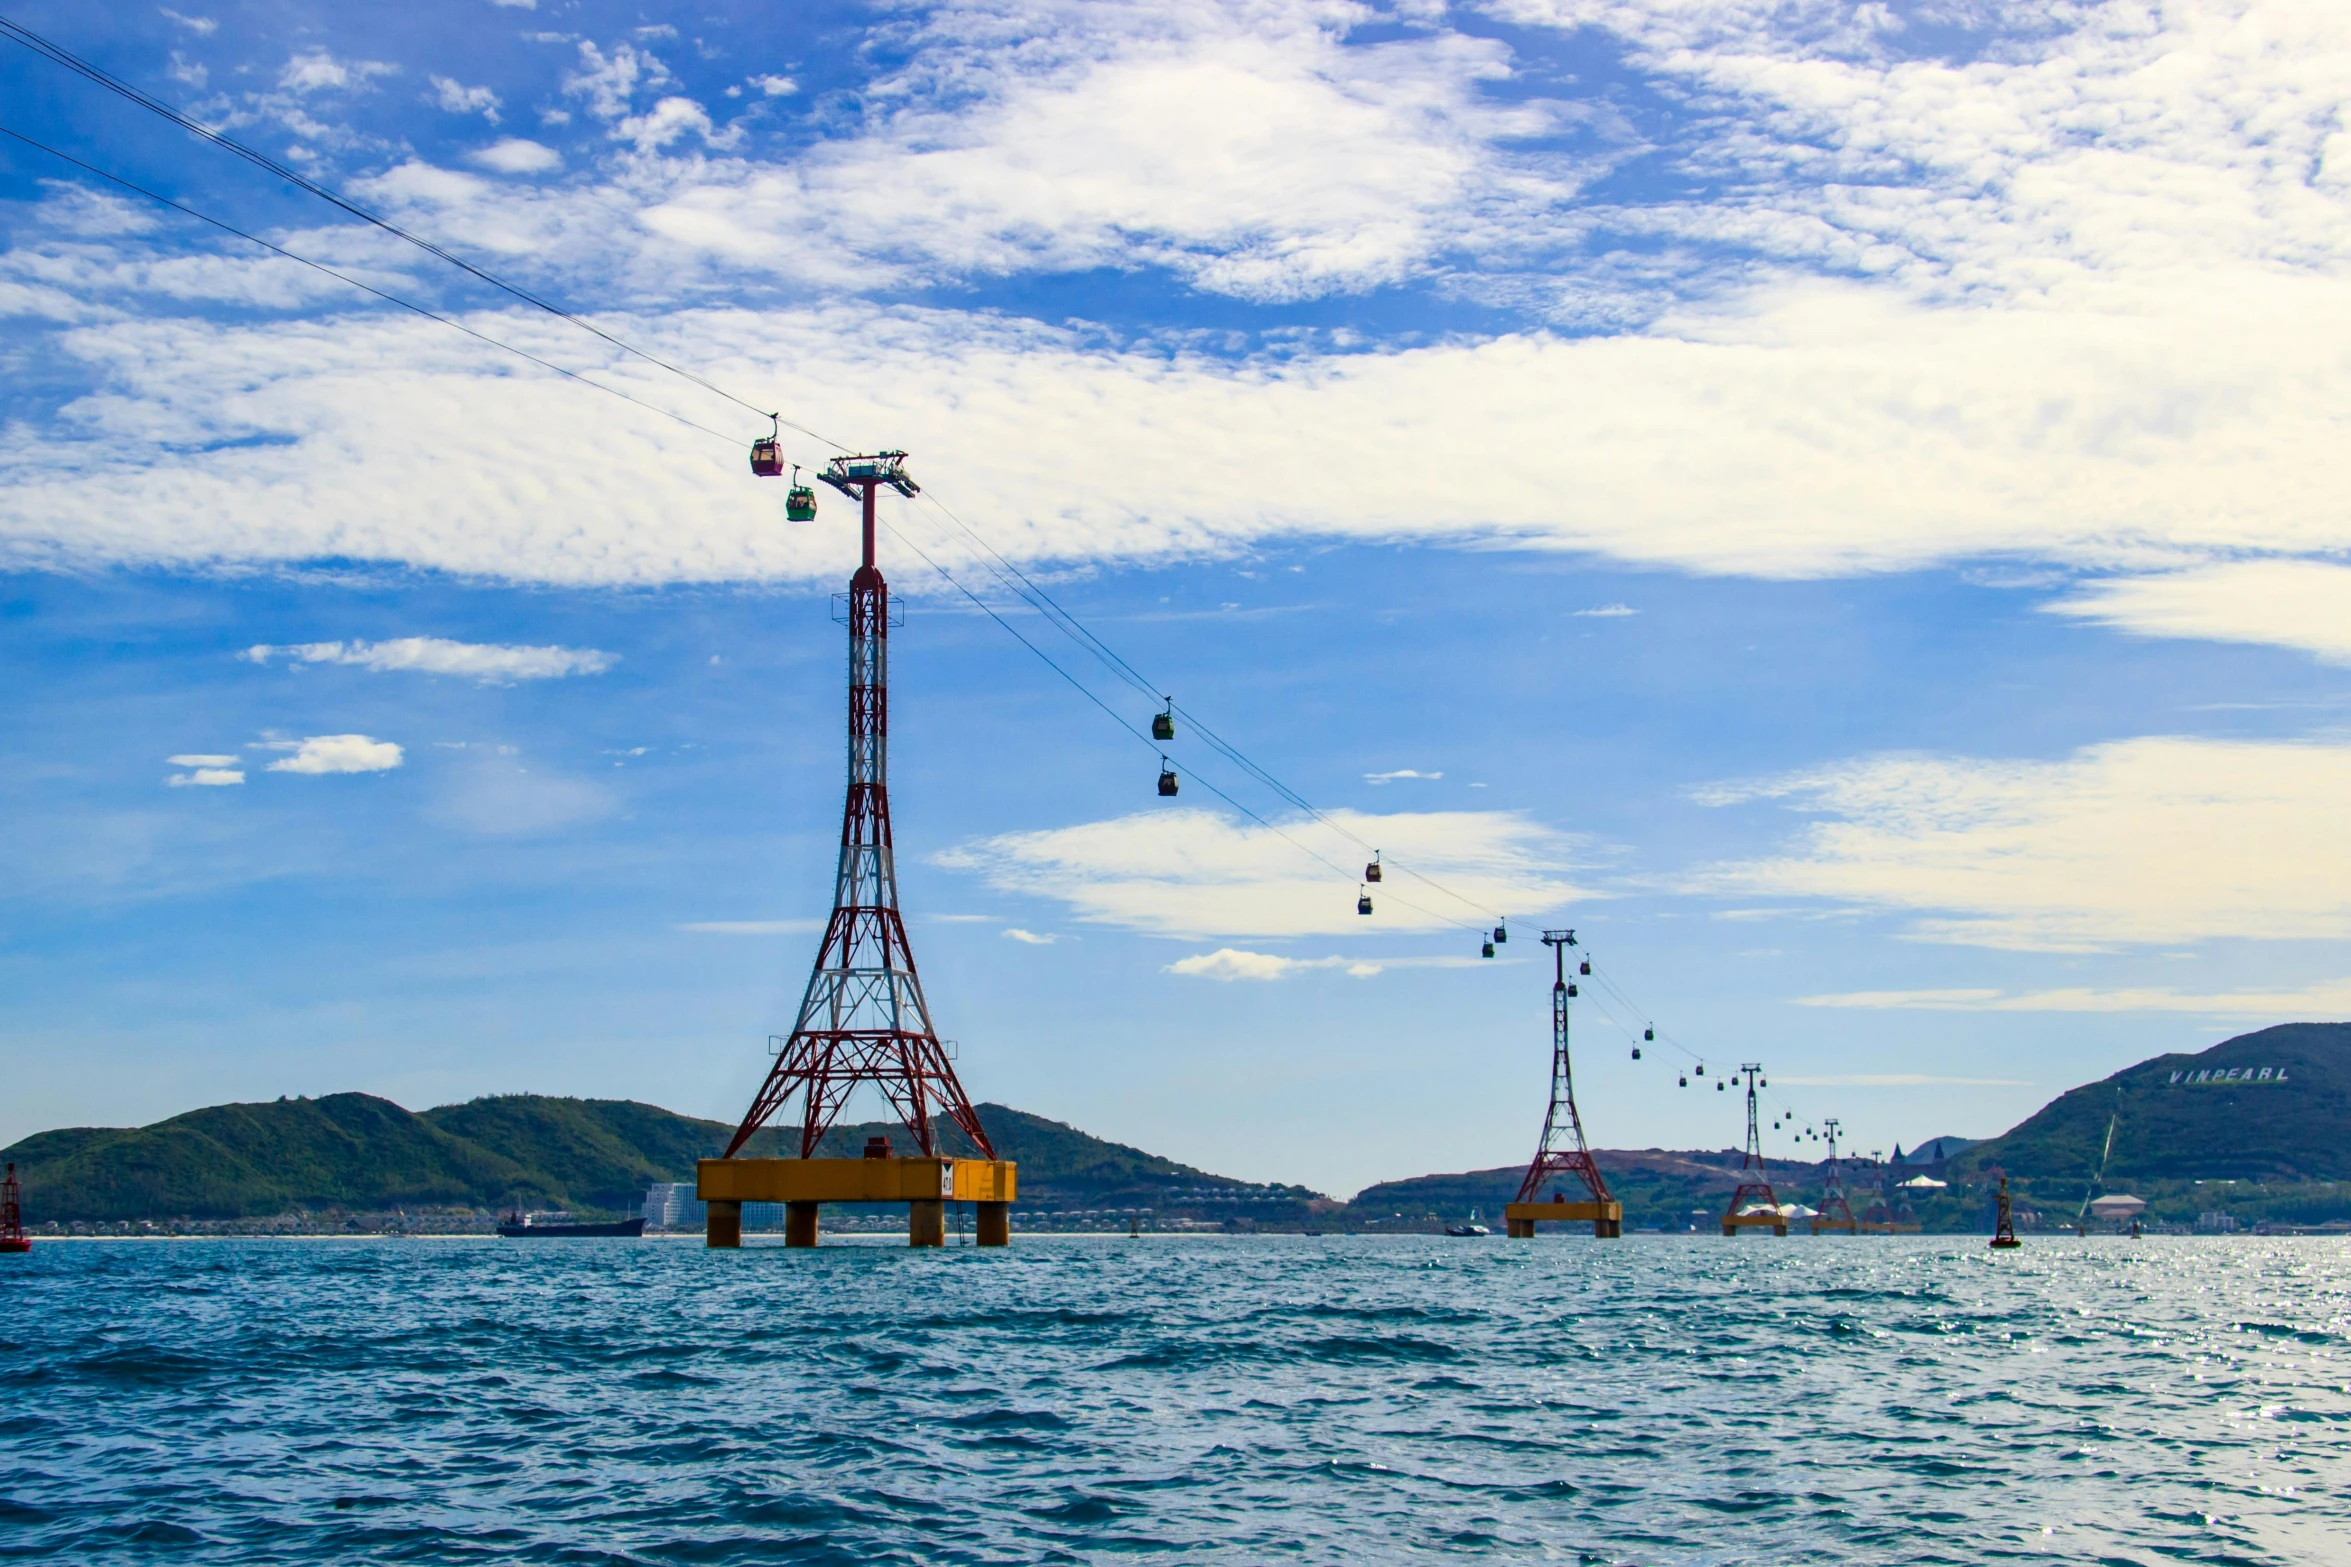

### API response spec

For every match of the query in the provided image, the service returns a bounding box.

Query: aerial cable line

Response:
[0,125,749,446]
[879,517,1425,906]
[910,487,1504,929]
[1,9,1501,932]
[0,12,838,450]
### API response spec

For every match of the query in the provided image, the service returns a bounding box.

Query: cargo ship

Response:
[496,1207,645,1238]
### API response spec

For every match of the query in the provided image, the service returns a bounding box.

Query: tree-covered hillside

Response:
[2,1094,1292,1223]
[1952,1023,2351,1183]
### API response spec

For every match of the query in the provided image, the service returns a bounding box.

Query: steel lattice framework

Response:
[1813,1115,1857,1229]
[1723,1063,1779,1223]
[1514,931,1613,1206]
[723,454,996,1162]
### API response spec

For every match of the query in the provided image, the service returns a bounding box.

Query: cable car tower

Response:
[1721,1063,1785,1236]
[698,450,1016,1250]
[1504,930,1622,1238]
[1809,1116,1857,1235]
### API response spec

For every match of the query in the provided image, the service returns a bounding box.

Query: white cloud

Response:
[279,50,397,94]
[158,8,216,35]
[490,0,536,9]
[430,75,503,123]
[166,51,206,88]
[677,919,827,934]
[241,638,615,682]
[167,754,238,767]
[614,97,729,153]
[562,41,671,120]
[1695,736,2351,950]
[2046,561,2351,664]
[1170,948,1366,980]
[937,806,1586,937]
[1364,769,1441,784]
[1571,603,1637,618]
[1000,927,1060,944]
[748,74,797,96]
[1797,980,2351,1018]
[467,138,563,175]
[12,7,2351,589]
[639,3,1560,302]
[1164,947,1489,979]
[265,735,404,775]
[166,767,244,787]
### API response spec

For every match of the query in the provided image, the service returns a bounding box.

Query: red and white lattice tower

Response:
[1506,931,1618,1235]
[1721,1063,1784,1235]
[722,453,996,1162]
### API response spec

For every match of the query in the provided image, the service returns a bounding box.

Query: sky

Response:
[4,0,2350,1198]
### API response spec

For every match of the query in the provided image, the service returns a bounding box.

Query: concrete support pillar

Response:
[909,1199,945,1247]
[706,1200,742,1249]
[1507,1218,1535,1238]
[1596,1219,1622,1238]
[784,1201,819,1248]
[976,1202,1010,1247]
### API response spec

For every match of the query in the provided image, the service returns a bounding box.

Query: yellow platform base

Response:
[1810,1217,1860,1235]
[1723,1210,1788,1236]
[1502,1199,1623,1238]
[698,1157,1017,1249]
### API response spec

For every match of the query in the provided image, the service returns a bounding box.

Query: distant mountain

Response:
[1952,1023,2351,1183]
[2,1093,1307,1224]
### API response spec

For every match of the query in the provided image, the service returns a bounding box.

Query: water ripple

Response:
[5,1236,2350,1562]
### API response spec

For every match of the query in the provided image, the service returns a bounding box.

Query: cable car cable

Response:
[0,13,838,449]
[879,518,1472,915]
[909,488,1505,929]
[0,123,745,446]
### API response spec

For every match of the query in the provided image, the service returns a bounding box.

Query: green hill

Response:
[1,1093,1288,1225]
[8,1093,535,1222]
[1952,1023,2351,1183]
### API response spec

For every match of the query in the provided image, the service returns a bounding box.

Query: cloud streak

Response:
[242,637,616,682]
[939,806,1587,938]
[1695,736,2351,950]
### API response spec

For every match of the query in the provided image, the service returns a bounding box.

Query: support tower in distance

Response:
[1721,1063,1785,1236]
[1810,1116,1857,1234]
[700,451,1017,1250]
[1504,930,1622,1238]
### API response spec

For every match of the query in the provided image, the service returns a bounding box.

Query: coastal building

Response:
[642,1183,705,1230]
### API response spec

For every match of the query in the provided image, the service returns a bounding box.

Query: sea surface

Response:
[4,1234,2347,1564]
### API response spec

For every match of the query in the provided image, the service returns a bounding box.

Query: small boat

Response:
[497,1208,645,1239]
[1445,1223,1491,1237]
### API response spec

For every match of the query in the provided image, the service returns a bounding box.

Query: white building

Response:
[642,1182,705,1230]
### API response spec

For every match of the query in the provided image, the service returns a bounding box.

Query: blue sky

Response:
[5,0,2350,1196]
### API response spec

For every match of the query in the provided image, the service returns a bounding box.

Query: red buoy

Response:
[0,1162,29,1253]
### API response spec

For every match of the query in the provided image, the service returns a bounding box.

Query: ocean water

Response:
[4,1235,2347,1565]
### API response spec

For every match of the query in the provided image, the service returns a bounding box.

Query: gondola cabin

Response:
[750,436,784,477]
